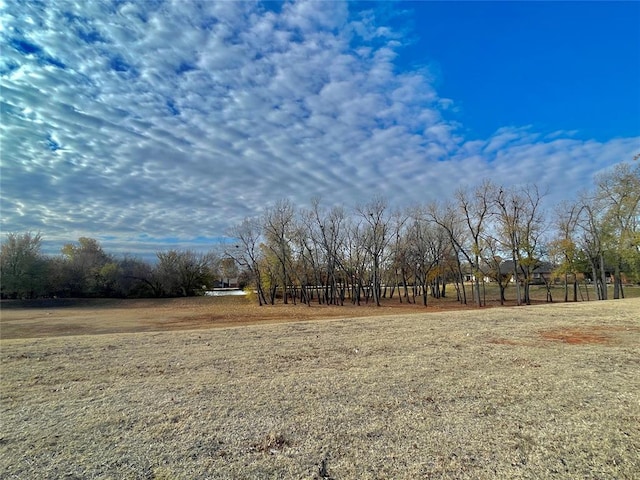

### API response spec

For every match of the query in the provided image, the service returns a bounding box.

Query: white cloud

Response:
[1,0,637,257]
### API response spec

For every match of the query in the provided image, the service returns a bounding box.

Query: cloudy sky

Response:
[2,0,639,257]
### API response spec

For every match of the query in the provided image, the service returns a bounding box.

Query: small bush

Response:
[243,286,258,303]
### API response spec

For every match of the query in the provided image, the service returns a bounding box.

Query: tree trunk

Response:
[542,275,552,302]
[402,269,410,302]
[589,262,599,300]
[460,274,467,305]
[599,252,607,300]
[512,253,521,306]
[372,261,381,307]
[613,262,621,299]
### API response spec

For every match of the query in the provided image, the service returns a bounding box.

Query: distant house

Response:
[531,262,557,284]
[462,260,560,285]
[205,277,243,296]
[212,277,239,289]
[498,260,557,284]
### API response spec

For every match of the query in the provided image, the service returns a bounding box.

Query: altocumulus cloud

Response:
[1,0,638,256]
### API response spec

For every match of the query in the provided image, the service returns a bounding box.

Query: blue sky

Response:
[398,1,640,141]
[1,0,639,258]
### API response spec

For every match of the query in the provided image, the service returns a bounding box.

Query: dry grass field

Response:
[0,296,457,339]
[1,296,639,479]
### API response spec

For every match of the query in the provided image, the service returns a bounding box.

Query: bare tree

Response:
[357,197,391,307]
[427,201,468,305]
[297,206,325,305]
[517,184,547,304]
[482,235,510,305]
[405,209,446,306]
[493,184,546,305]
[311,200,349,305]
[387,209,411,302]
[344,217,368,305]
[228,218,267,305]
[295,224,317,305]
[576,196,609,300]
[263,199,296,304]
[456,180,494,307]
[550,201,583,302]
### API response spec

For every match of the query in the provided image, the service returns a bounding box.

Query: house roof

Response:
[498,260,556,275]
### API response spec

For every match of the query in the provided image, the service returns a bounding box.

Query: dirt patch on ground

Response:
[539,325,640,345]
[540,327,611,344]
[489,324,640,347]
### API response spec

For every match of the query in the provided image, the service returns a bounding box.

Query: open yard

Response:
[1,296,639,479]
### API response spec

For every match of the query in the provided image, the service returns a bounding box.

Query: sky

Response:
[1,0,639,259]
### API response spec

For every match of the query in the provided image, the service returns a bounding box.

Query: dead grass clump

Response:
[251,431,290,454]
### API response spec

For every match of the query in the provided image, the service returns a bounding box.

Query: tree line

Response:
[2,162,638,304]
[228,162,639,306]
[0,235,236,299]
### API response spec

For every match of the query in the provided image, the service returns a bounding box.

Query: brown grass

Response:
[1,297,639,479]
[0,295,476,339]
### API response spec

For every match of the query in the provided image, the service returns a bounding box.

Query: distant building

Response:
[497,260,556,284]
